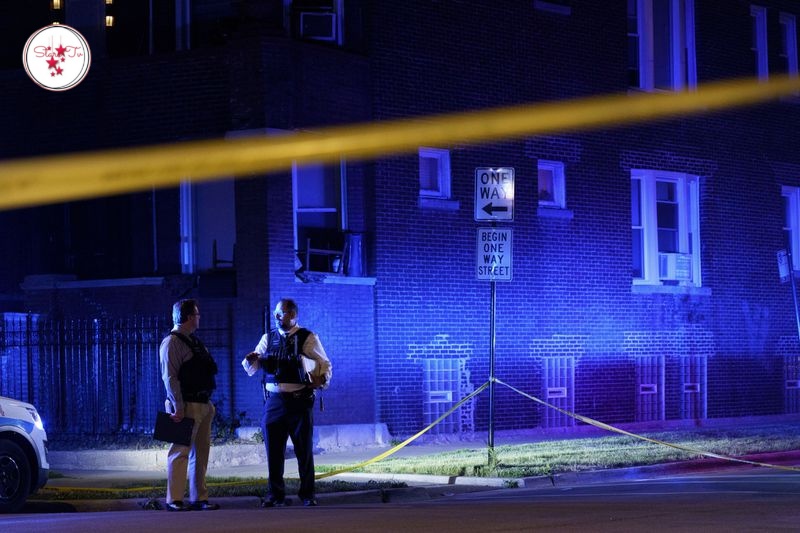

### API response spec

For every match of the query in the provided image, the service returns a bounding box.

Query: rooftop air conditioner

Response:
[300,12,337,41]
[658,252,692,281]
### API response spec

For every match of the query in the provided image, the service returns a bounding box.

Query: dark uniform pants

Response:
[261,390,315,502]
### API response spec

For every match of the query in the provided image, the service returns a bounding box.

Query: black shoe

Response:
[302,499,318,507]
[261,499,289,508]
[189,500,220,511]
[165,501,190,512]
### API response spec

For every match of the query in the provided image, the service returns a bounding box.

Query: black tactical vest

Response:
[171,332,218,395]
[261,328,312,385]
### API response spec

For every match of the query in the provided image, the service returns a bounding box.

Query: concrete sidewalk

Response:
[39,429,800,513]
[41,437,515,512]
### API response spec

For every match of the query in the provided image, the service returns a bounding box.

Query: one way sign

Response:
[474,167,514,221]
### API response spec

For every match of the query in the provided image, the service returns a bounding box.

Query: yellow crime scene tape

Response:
[29,75,800,494]
[43,375,800,496]
[494,377,800,473]
[2,75,800,211]
[315,380,491,480]
[42,381,490,493]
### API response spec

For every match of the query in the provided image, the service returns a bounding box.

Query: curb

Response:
[33,449,800,513]
[32,484,495,513]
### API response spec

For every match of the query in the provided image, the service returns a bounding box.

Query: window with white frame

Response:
[780,12,799,79]
[628,0,697,91]
[751,5,769,81]
[179,178,237,274]
[627,0,641,87]
[783,186,800,270]
[538,160,566,208]
[287,0,345,46]
[293,160,347,272]
[179,180,195,274]
[419,147,451,199]
[631,170,700,285]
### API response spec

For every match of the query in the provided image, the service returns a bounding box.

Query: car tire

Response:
[0,440,31,514]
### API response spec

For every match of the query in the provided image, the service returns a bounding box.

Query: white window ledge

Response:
[533,1,571,15]
[419,197,460,211]
[632,284,711,296]
[537,206,574,219]
[295,273,376,285]
[21,275,164,290]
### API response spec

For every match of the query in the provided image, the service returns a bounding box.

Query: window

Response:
[628,0,697,91]
[422,359,465,434]
[783,186,800,270]
[289,0,344,45]
[537,160,566,208]
[179,180,195,274]
[106,0,191,56]
[179,178,236,274]
[627,0,641,87]
[419,147,451,199]
[780,13,799,80]
[751,5,769,81]
[632,170,700,285]
[293,160,347,272]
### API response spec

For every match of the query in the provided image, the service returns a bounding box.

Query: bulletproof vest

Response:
[171,332,218,394]
[262,328,312,385]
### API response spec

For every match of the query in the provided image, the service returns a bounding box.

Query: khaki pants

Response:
[166,401,215,503]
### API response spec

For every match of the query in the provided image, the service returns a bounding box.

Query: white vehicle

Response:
[0,396,49,513]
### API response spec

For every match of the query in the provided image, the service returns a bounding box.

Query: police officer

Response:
[159,298,220,512]
[242,298,332,507]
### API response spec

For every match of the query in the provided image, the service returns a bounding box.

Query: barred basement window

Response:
[680,355,707,419]
[543,356,575,428]
[784,353,800,414]
[422,358,463,434]
[635,355,664,422]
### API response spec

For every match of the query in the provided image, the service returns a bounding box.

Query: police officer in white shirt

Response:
[242,298,332,507]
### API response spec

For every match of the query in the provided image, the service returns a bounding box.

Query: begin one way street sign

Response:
[477,227,512,281]
[475,167,514,221]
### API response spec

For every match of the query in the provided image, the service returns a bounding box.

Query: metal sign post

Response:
[477,224,511,465]
[488,274,496,461]
[475,167,514,467]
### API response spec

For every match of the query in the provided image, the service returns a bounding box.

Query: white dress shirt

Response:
[241,325,332,392]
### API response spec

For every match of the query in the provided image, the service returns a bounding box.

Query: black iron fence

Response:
[0,313,232,436]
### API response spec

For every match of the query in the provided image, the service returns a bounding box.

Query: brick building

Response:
[1,1,800,440]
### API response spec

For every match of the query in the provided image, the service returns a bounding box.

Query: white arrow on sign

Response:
[475,167,514,221]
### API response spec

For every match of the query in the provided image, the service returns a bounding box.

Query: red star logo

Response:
[46,57,58,69]
[56,44,66,57]
[51,72,55,77]
[56,66,63,75]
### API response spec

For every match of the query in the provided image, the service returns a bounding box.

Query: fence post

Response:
[26,313,33,403]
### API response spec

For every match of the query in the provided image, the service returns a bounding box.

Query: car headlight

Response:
[25,407,44,431]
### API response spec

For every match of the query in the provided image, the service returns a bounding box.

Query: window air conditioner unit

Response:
[300,12,337,41]
[658,252,692,281]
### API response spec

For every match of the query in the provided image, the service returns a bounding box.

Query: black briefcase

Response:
[153,411,195,446]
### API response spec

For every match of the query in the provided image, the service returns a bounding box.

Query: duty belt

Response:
[183,391,212,403]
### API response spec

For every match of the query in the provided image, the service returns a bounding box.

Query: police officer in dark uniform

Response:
[242,298,332,507]
[160,298,220,512]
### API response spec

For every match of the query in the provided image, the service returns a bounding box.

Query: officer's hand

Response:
[170,407,184,423]
[245,352,260,364]
[308,372,326,389]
